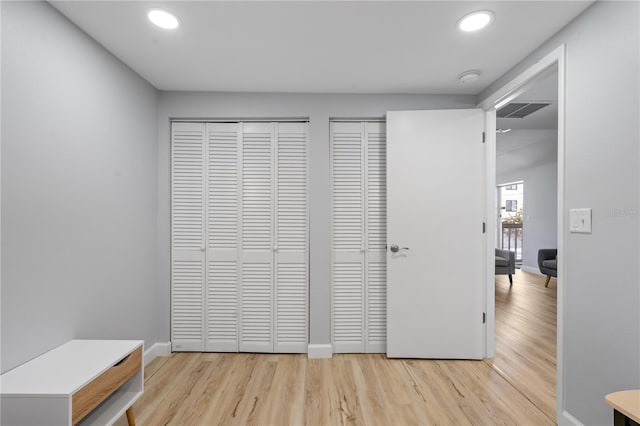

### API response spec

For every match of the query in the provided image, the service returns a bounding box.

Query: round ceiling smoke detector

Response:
[457,10,494,32]
[458,70,481,84]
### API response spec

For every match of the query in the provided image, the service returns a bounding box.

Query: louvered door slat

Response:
[172,125,205,250]
[332,262,364,351]
[275,123,308,353]
[241,262,272,351]
[206,123,240,352]
[171,122,205,351]
[172,260,204,349]
[240,123,274,353]
[207,261,238,351]
[365,122,387,353]
[331,122,365,353]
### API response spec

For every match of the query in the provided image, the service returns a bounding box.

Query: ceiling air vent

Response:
[497,102,550,118]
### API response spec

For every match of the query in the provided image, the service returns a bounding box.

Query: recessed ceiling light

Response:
[496,128,512,134]
[148,9,179,30]
[457,10,494,32]
[458,70,481,84]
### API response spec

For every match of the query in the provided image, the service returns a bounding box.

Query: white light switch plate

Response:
[570,208,592,233]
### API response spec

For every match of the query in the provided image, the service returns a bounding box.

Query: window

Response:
[506,200,517,212]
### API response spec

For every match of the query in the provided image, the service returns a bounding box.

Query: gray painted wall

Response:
[1,1,160,372]
[156,92,477,344]
[481,2,640,424]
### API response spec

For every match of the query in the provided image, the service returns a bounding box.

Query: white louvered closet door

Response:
[365,122,387,353]
[331,122,365,353]
[173,120,309,354]
[240,123,275,352]
[171,122,206,352]
[331,121,387,353]
[274,123,309,353]
[205,123,240,352]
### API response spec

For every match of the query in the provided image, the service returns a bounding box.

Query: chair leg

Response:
[126,407,135,426]
[544,275,551,287]
[508,274,513,285]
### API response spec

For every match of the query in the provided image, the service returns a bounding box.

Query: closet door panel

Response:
[240,123,274,353]
[331,122,365,353]
[171,122,206,351]
[172,120,309,355]
[205,123,240,352]
[365,122,387,353]
[274,123,308,353]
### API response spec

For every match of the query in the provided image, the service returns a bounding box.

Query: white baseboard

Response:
[307,344,332,359]
[143,342,171,366]
[520,265,543,275]
[559,410,583,426]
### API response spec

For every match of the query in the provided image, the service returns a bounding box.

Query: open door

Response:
[386,109,485,359]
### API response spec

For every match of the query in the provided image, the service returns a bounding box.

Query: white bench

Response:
[1,340,144,426]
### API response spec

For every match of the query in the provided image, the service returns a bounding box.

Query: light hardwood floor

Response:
[490,271,557,421]
[116,271,556,425]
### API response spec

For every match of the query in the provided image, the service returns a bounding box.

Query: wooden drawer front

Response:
[72,346,141,425]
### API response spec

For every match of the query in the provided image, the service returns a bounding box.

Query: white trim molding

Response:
[307,344,333,359]
[483,109,497,359]
[559,410,584,426]
[478,43,566,425]
[143,342,172,366]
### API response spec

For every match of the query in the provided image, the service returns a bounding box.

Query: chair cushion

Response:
[495,256,509,267]
[542,259,557,270]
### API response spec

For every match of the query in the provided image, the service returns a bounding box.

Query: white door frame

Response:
[477,44,566,424]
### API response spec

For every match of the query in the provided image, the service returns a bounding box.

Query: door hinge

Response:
[482,131,486,143]
[483,312,486,324]
[482,222,486,233]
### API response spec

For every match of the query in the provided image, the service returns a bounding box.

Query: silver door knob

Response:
[390,244,409,253]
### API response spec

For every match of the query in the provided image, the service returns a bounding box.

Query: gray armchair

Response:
[538,249,557,287]
[495,248,516,285]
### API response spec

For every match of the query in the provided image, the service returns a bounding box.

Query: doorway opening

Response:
[491,64,559,421]
[479,43,566,424]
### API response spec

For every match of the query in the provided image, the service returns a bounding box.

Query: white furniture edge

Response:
[1,340,144,426]
[307,344,332,359]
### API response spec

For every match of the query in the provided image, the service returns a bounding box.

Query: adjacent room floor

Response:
[116,271,557,425]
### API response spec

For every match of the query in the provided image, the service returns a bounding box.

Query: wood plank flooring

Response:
[490,271,557,420]
[116,271,556,425]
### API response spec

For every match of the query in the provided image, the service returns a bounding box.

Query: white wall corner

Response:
[558,410,584,426]
[307,344,333,359]
[520,265,543,275]
[143,342,172,366]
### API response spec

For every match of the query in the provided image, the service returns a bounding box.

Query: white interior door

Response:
[386,109,485,359]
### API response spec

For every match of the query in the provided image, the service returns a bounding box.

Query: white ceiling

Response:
[496,128,557,176]
[496,67,559,176]
[50,1,592,94]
